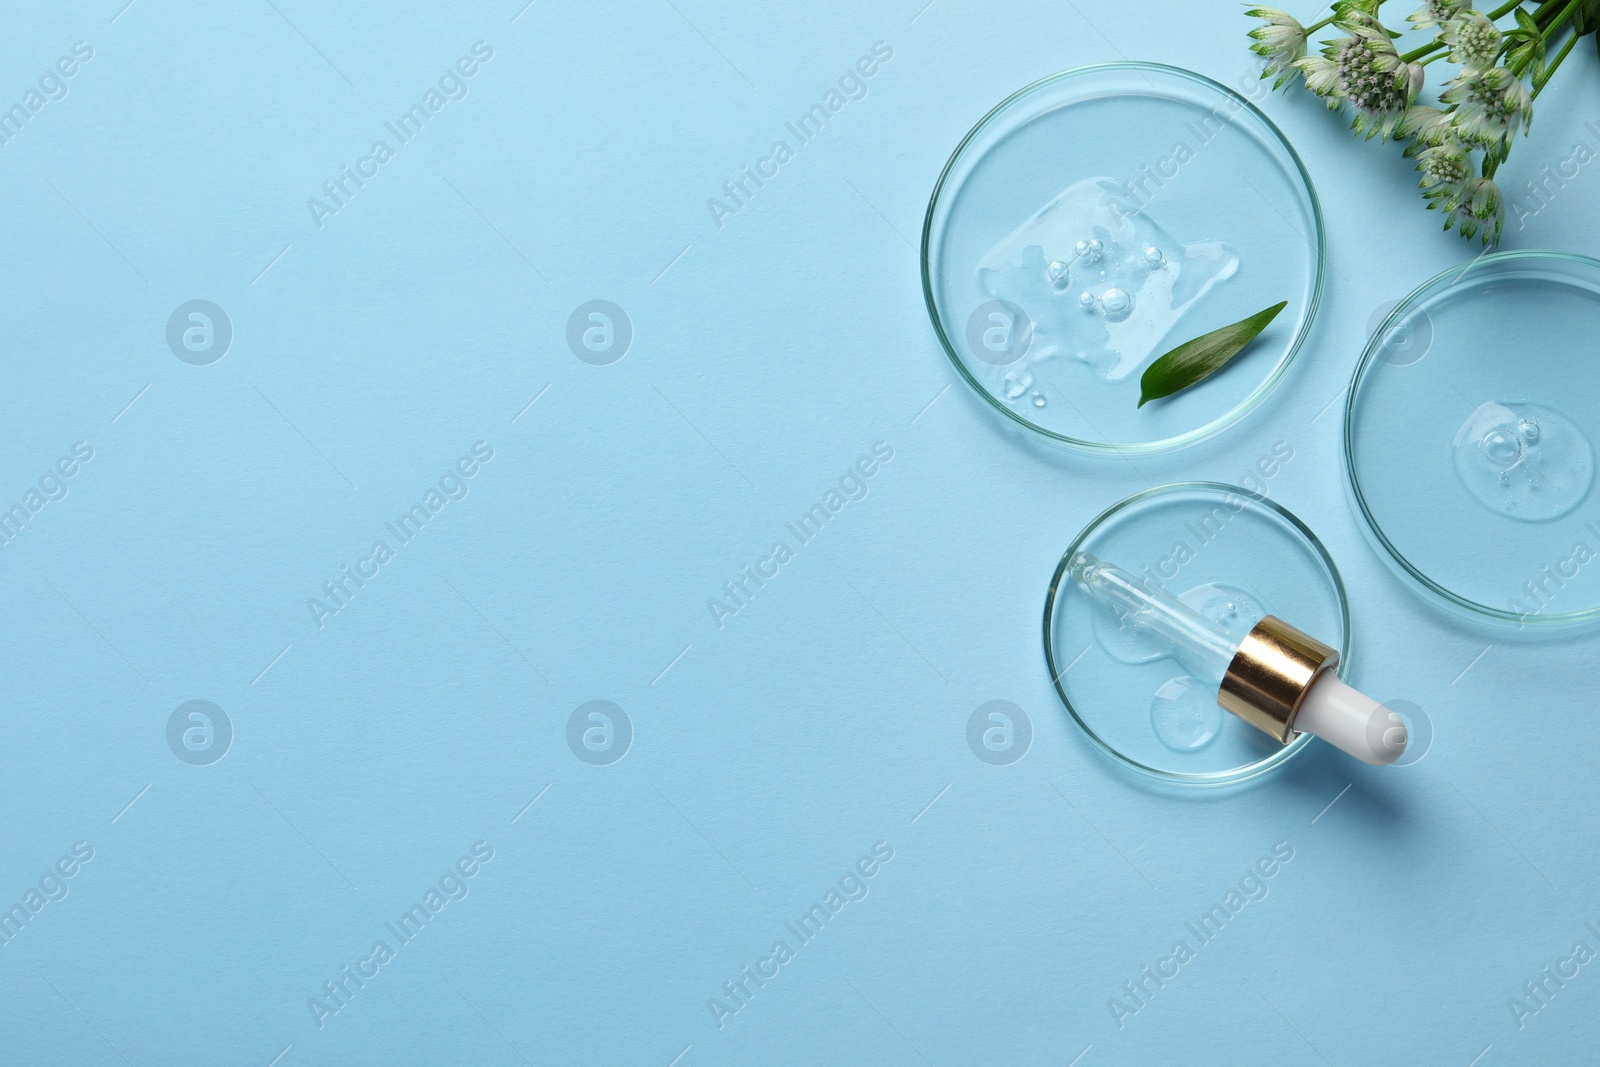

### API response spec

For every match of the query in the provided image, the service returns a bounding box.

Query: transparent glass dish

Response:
[922,63,1324,454]
[1346,251,1600,628]
[1044,483,1349,784]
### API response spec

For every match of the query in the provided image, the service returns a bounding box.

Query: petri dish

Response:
[1044,483,1349,784]
[1346,250,1600,628]
[922,63,1323,453]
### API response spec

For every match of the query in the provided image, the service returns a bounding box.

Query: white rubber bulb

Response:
[1295,673,1407,765]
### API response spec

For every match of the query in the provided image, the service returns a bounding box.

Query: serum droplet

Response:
[1149,675,1222,752]
[1078,291,1097,309]
[1143,246,1164,267]
[1453,401,1594,522]
[1046,260,1070,289]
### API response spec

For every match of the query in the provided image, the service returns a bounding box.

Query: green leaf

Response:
[1577,0,1600,35]
[1137,301,1288,408]
[1508,39,1535,75]
[1514,6,1539,38]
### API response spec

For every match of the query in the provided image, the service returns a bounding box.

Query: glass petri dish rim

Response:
[1343,248,1600,628]
[921,61,1327,455]
[1042,481,1351,784]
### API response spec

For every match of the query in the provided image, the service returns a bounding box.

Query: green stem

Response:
[1529,0,1565,22]
[1400,39,1446,61]
[1305,13,1335,33]
[1499,0,1578,76]
[1533,25,1580,96]
[1419,50,1449,64]
[1488,0,1531,16]
[1541,0,1583,34]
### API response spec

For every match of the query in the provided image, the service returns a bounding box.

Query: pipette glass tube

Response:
[1068,551,1406,765]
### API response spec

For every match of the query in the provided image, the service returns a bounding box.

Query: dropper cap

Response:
[1220,615,1407,765]
[1296,673,1408,766]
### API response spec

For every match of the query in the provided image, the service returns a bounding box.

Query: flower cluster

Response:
[1295,13,1422,139]
[1247,0,1578,244]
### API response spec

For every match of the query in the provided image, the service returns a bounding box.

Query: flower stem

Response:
[1531,0,1566,21]
[1487,0,1530,17]
[1533,25,1580,97]
[1540,0,1583,36]
[1400,39,1445,62]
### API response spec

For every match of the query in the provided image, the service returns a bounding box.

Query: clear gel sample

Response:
[1451,400,1594,522]
[1149,675,1223,752]
[976,178,1238,384]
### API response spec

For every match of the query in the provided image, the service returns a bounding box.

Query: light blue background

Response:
[3,1,1599,1063]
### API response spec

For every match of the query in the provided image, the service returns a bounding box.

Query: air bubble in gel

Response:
[1101,288,1132,321]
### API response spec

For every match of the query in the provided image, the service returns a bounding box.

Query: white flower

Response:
[1295,46,1346,99]
[1333,0,1384,17]
[1399,104,1460,158]
[1295,15,1417,139]
[1247,7,1309,87]
[1406,61,1427,100]
[1409,0,1470,29]
[1442,65,1532,152]
[1415,144,1473,204]
[1441,10,1502,69]
[1443,176,1504,243]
